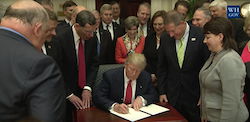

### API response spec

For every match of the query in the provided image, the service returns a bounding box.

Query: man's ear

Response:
[180,20,185,25]
[74,23,80,31]
[33,23,42,37]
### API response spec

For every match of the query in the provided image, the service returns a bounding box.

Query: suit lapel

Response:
[44,42,51,55]
[183,26,196,67]
[135,73,144,97]
[116,68,125,102]
[168,37,180,69]
[68,29,78,69]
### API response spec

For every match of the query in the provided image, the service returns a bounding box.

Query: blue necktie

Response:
[95,32,100,55]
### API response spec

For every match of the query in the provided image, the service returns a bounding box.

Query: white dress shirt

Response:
[66,26,91,99]
[109,68,147,111]
[41,44,47,55]
[102,21,114,40]
[138,24,148,37]
[112,17,120,24]
[175,22,190,53]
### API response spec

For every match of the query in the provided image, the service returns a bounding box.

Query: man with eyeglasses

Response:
[93,53,158,114]
[54,10,99,122]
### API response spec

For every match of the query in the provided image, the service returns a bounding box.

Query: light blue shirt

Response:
[0,27,31,43]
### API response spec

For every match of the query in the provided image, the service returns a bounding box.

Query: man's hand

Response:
[113,103,129,114]
[197,98,201,107]
[201,117,207,122]
[130,97,143,111]
[159,94,168,102]
[68,94,84,109]
[81,89,91,109]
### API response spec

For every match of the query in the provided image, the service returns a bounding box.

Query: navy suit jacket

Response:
[54,27,99,96]
[93,67,158,112]
[157,24,210,106]
[0,29,65,122]
[45,38,63,71]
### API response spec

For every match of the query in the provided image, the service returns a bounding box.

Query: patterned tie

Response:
[106,24,110,32]
[125,80,132,104]
[139,26,144,36]
[177,37,185,68]
[78,38,86,88]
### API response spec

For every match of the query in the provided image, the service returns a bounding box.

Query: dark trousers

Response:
[65,86,84,122]
[173,85,201,122]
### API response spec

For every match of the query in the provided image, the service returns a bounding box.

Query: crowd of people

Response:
[0,0,250,122]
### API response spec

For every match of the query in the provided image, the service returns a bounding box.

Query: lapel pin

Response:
[191,38,196,41]
[48,45,51,49]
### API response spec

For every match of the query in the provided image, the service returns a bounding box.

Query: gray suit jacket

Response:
[199,49,248,122]
[0,28,65,122]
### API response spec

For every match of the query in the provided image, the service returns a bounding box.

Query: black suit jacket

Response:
[143,32,159,74]
[157,24,210,106]
[0,29,65,122]
[146,22,153,37]
[54,27,99,96]
[95,29,114,65]
[116,18,125,28]
[45,38,63,71]
[229,19,250,54]
[99,22,125,64]
[93,67,158,111]
[56,20,70,35]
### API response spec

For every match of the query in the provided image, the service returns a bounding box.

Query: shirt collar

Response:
[112,17,120,24]
[65,18,70,24]
[0,27,30,44]
[72,25,81,43]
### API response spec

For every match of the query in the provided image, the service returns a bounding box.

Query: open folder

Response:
[110,104,170,122]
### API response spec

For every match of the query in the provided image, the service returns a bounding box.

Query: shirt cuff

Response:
[66,93,73,99]
[139,96,147,106]
[109,103,117,111]
[84,86,92,92]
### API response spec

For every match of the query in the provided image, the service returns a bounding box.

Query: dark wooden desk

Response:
[77,102,188,122]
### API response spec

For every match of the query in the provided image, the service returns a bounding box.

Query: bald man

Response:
[0,1,65,122]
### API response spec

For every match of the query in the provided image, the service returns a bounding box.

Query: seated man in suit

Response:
[93,53,158,114]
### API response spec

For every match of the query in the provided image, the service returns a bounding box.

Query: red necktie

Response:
[40,48,43,53]
[125,80,132,104]
[78,38,86,88]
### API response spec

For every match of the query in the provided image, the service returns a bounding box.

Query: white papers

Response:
[140,104,170,115]
[110,108,150,122]
[110,104,169,121]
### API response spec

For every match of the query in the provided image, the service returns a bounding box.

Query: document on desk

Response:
[110,107,151,122]
[110,104,169,121]
[140,104,170,115]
